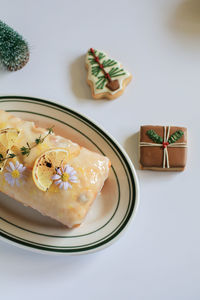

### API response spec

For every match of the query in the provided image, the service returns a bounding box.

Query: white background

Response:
[0,0,200,299]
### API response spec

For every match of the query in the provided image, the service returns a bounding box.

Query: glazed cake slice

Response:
[0,110,110,228]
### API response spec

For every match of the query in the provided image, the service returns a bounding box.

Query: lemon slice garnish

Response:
[32,148,69,192]
[0,128,20,172]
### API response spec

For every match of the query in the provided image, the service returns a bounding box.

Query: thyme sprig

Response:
[0,126,54,163]
[0,152,16,162]
[35,126,54,145]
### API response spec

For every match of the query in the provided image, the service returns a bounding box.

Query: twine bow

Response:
[140,126,187,168]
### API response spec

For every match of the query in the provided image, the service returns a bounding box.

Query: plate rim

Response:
[0,95,140,255]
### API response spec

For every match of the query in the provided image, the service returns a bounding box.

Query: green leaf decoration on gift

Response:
[88,48,127,90]
[146,129,163,144]
[147,129,184,144]
[168,130,184,144]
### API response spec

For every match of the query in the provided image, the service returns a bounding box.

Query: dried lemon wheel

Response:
[0,128,20,172]
[32,148,69,192]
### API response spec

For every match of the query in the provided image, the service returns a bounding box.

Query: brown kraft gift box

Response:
[139,125,187,171]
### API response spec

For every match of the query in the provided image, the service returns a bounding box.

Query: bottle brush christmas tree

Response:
[0,20,29,71]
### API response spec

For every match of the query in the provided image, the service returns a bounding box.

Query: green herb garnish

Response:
[0,126,54,162]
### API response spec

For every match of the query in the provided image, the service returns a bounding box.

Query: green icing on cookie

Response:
[146,129,163,144]
[88,48,127,90]
[168,130,184,144]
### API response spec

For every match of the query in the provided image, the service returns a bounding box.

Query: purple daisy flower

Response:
[52,164,78,191]
[4,161,26,187]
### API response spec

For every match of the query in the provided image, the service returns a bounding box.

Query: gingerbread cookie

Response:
[139,125,188,171]
[85,48,132,100]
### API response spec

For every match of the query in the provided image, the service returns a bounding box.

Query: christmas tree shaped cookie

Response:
[85,48,132,100]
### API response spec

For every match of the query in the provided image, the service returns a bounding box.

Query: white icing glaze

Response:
[78,190,94,204]
[78,193,88,203]
[86,49,131,95]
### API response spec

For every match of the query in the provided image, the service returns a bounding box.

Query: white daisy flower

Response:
[4,161,26,187]
[52,164,78,191]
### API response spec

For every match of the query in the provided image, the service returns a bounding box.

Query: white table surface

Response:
[0,0,200,299]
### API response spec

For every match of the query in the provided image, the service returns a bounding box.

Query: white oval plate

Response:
[0,96,139,255]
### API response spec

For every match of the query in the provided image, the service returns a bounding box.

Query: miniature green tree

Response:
[0,20,29,71]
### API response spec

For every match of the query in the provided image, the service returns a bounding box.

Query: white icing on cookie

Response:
[86,49,131,95]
